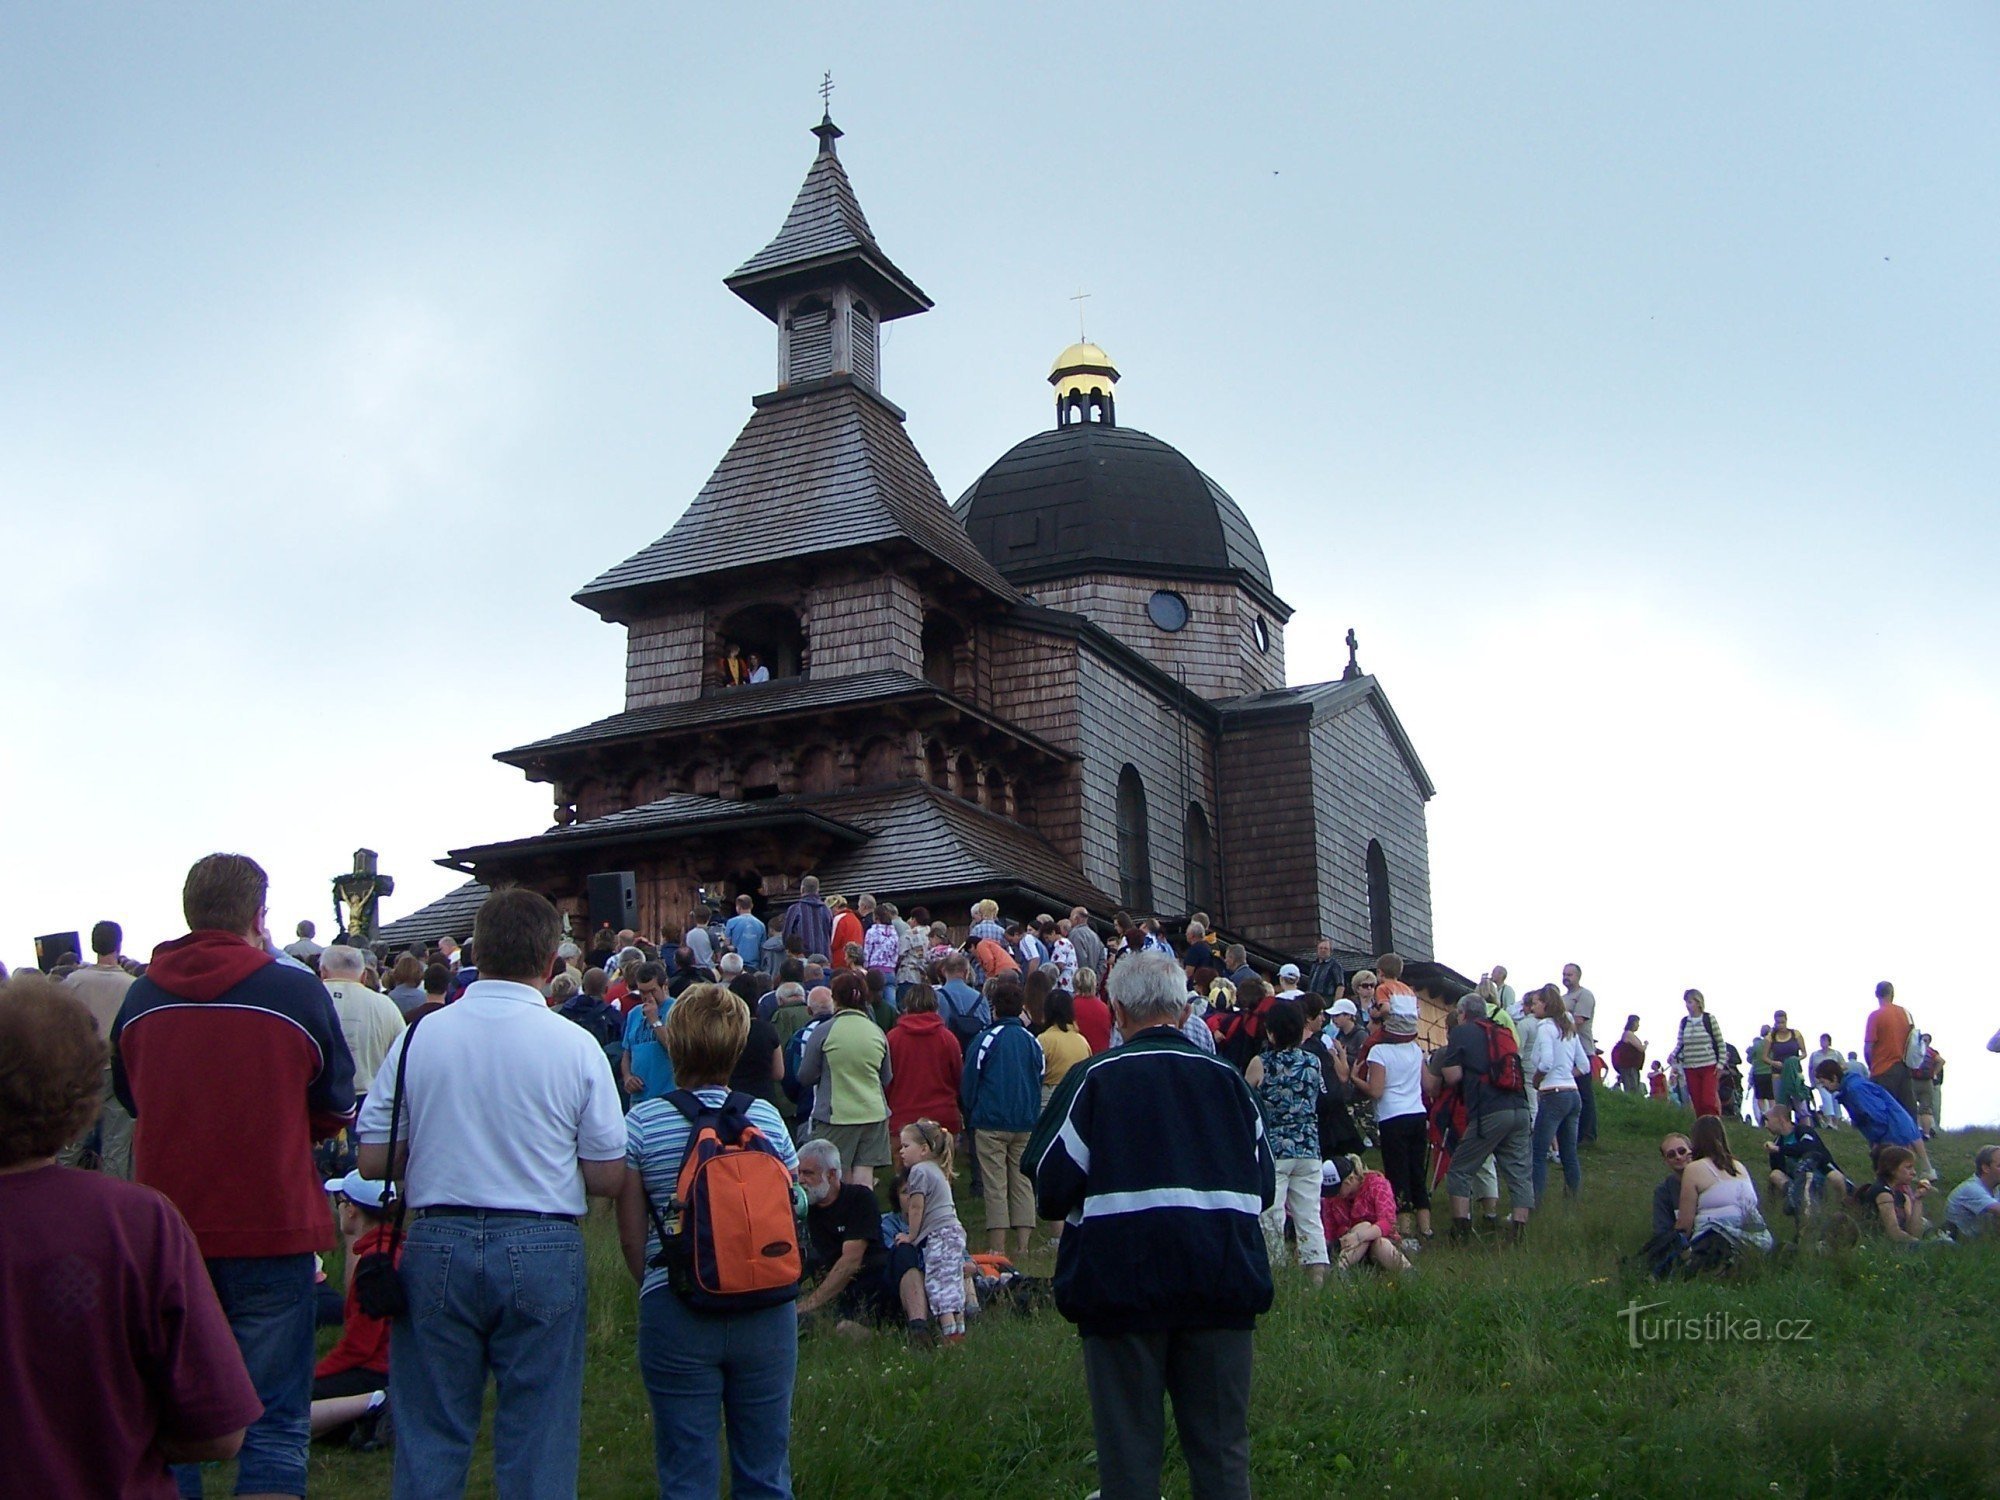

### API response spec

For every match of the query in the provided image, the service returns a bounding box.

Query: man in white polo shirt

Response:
[358,888,624,1499]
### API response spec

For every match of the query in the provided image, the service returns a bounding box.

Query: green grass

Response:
[201,1091,2000,1497]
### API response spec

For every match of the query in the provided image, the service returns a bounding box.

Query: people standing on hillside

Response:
[59,919,137,1177]
[283,919,325,968]
[1247,1000,1330,1284]
[618,984,800,1498]
[1065,907,1106,981]
[1529,989,1590,1204]
[622,963,679,1104]
[1813,1058,1923,1164]
[1358,994,1430,1245]
[885,982,962,1138]
[1561,963,1599,1145]
[1027,950,1275,1500]
[795,971,893,1189]
[781,876,833,962]
[357,888,626,1498]
[321,945,407,1108]
[828,896,865,965]
[1430,992,1535,1242]
[1670,989,1725,1117]
[113,852,358,1500]
[1863,982,1935,1179]
[726,894,767,978]
[1,971,265,1497]
[961,976,1044,1255]
[1611,1015,1645,1094]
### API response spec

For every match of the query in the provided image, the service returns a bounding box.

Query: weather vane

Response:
[1070,288,1091,341]
[820,71,834,110]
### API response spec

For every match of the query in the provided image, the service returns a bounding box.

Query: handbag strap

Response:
[380,1012,427,1257]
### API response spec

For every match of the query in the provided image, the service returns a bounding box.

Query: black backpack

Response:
[939,983,986,1053]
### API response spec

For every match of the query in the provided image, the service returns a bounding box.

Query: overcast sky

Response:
[5,6,1996,1119]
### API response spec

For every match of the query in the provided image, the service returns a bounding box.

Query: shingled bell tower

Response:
[723,111,932,394]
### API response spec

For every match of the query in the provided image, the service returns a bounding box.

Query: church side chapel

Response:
[382,108,1441,1020]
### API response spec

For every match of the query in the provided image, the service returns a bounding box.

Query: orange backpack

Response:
[646,1090,801,1310]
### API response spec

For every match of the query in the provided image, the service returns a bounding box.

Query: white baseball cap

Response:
[324,1169,389,1212]
[1278,964,1302,981]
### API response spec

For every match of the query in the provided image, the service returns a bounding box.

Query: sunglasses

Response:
[1664,1147,1692,1160]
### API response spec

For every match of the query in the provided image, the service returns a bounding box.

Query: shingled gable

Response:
[724,113,931,323]
[1217,674,1437,799]
[572,380,1020,621]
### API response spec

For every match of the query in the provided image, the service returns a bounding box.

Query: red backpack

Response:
[646,1090,801,1311]
[1474,1018,1527,1095]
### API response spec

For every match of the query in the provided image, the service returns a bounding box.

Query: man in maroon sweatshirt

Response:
[113,853,356,1500]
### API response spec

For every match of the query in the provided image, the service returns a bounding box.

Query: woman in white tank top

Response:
[1360,1003,1431,1242]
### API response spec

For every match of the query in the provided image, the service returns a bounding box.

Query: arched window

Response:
[925,740,949,787]
[799,746,838,795]
[1184,802,1214,917]
[1366,839,1394,955]
[741,755,780,800]
[1116,764,1153,911]
[921,613,966,693]
[954,752,977,800]
[981,766,1007,815]
[717,604,805,687]
[1013,777,1036,824]
[859,737,902,784]
[685,762,719,798]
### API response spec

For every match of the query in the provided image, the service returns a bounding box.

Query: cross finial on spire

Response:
[812,74,843,157]
[1070,289,1091,341]
[1343,627,1362,680]
[820,71,834,109]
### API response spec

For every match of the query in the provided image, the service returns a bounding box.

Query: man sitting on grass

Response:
[1638,1132,1693,1278]
[794,1139,926,1338]
[1945,1145,2000,1240]
[1762,1104,1852,1213]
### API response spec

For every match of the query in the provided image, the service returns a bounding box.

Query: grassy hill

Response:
[245,1089,1997,1498]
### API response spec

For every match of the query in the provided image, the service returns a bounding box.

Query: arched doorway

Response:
[1116,764,1153,911]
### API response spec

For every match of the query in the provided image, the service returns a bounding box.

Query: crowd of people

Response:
[3,857,1995,1499]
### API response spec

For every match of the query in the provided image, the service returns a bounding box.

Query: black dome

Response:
[952,425,1280,607]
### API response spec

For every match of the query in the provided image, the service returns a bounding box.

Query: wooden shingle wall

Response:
[1074,649,1218,915]
[1310,698,1434,959]
[626,609,707,709]
[1029,575,1286,699]
[1217,716,1321,955]
[807,573,924,680]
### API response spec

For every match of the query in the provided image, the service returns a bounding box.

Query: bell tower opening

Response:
[1050,342,1119,428]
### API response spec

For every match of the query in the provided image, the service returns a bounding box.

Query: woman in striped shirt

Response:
[1671,989,1726,1118]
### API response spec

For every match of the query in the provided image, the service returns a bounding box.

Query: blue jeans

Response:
[174,1254,315,1498]
[639,1288,797,1499]
[390,1215,588,1499]
[1532,1089,1583,1205]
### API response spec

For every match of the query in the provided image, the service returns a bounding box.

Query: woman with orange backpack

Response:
[619,984,802,1499]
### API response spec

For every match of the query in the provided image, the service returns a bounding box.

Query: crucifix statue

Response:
[1342,627,1362,680]
[332,848,395,946]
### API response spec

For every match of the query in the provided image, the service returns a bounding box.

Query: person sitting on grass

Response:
[1944,1144,2000,1240]
[1637,1132,1696,1277]
[1674,1115,1773,1271]
[1813,1058,1922,1163]
[1860,1145,1932,1246]
[894,1120,968,1342]
[794,1139,927,1338]
[0,973,261,1496]
[1762,1103,1852,1214]
[309,1170,398,1449]
[1318,1153,1412,1275]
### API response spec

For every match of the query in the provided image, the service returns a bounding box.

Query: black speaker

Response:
[587,871,638,932]
[34,931,82,972]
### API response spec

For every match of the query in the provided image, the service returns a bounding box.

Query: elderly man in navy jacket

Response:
[1027,951,1275,1500]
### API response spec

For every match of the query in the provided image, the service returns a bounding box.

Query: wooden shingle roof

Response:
[724,117,930,322]
[376,880,488,950]
[573,382,1019,620]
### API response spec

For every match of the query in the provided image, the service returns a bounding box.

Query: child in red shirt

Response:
[311,1171,397,1447]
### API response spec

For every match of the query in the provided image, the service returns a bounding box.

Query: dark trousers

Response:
[1578,1074,1598,1143]
[1082,1327,1252,1500]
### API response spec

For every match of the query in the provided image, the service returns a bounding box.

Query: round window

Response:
[1253,615,1270,652]
[1147,590,1190,632]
